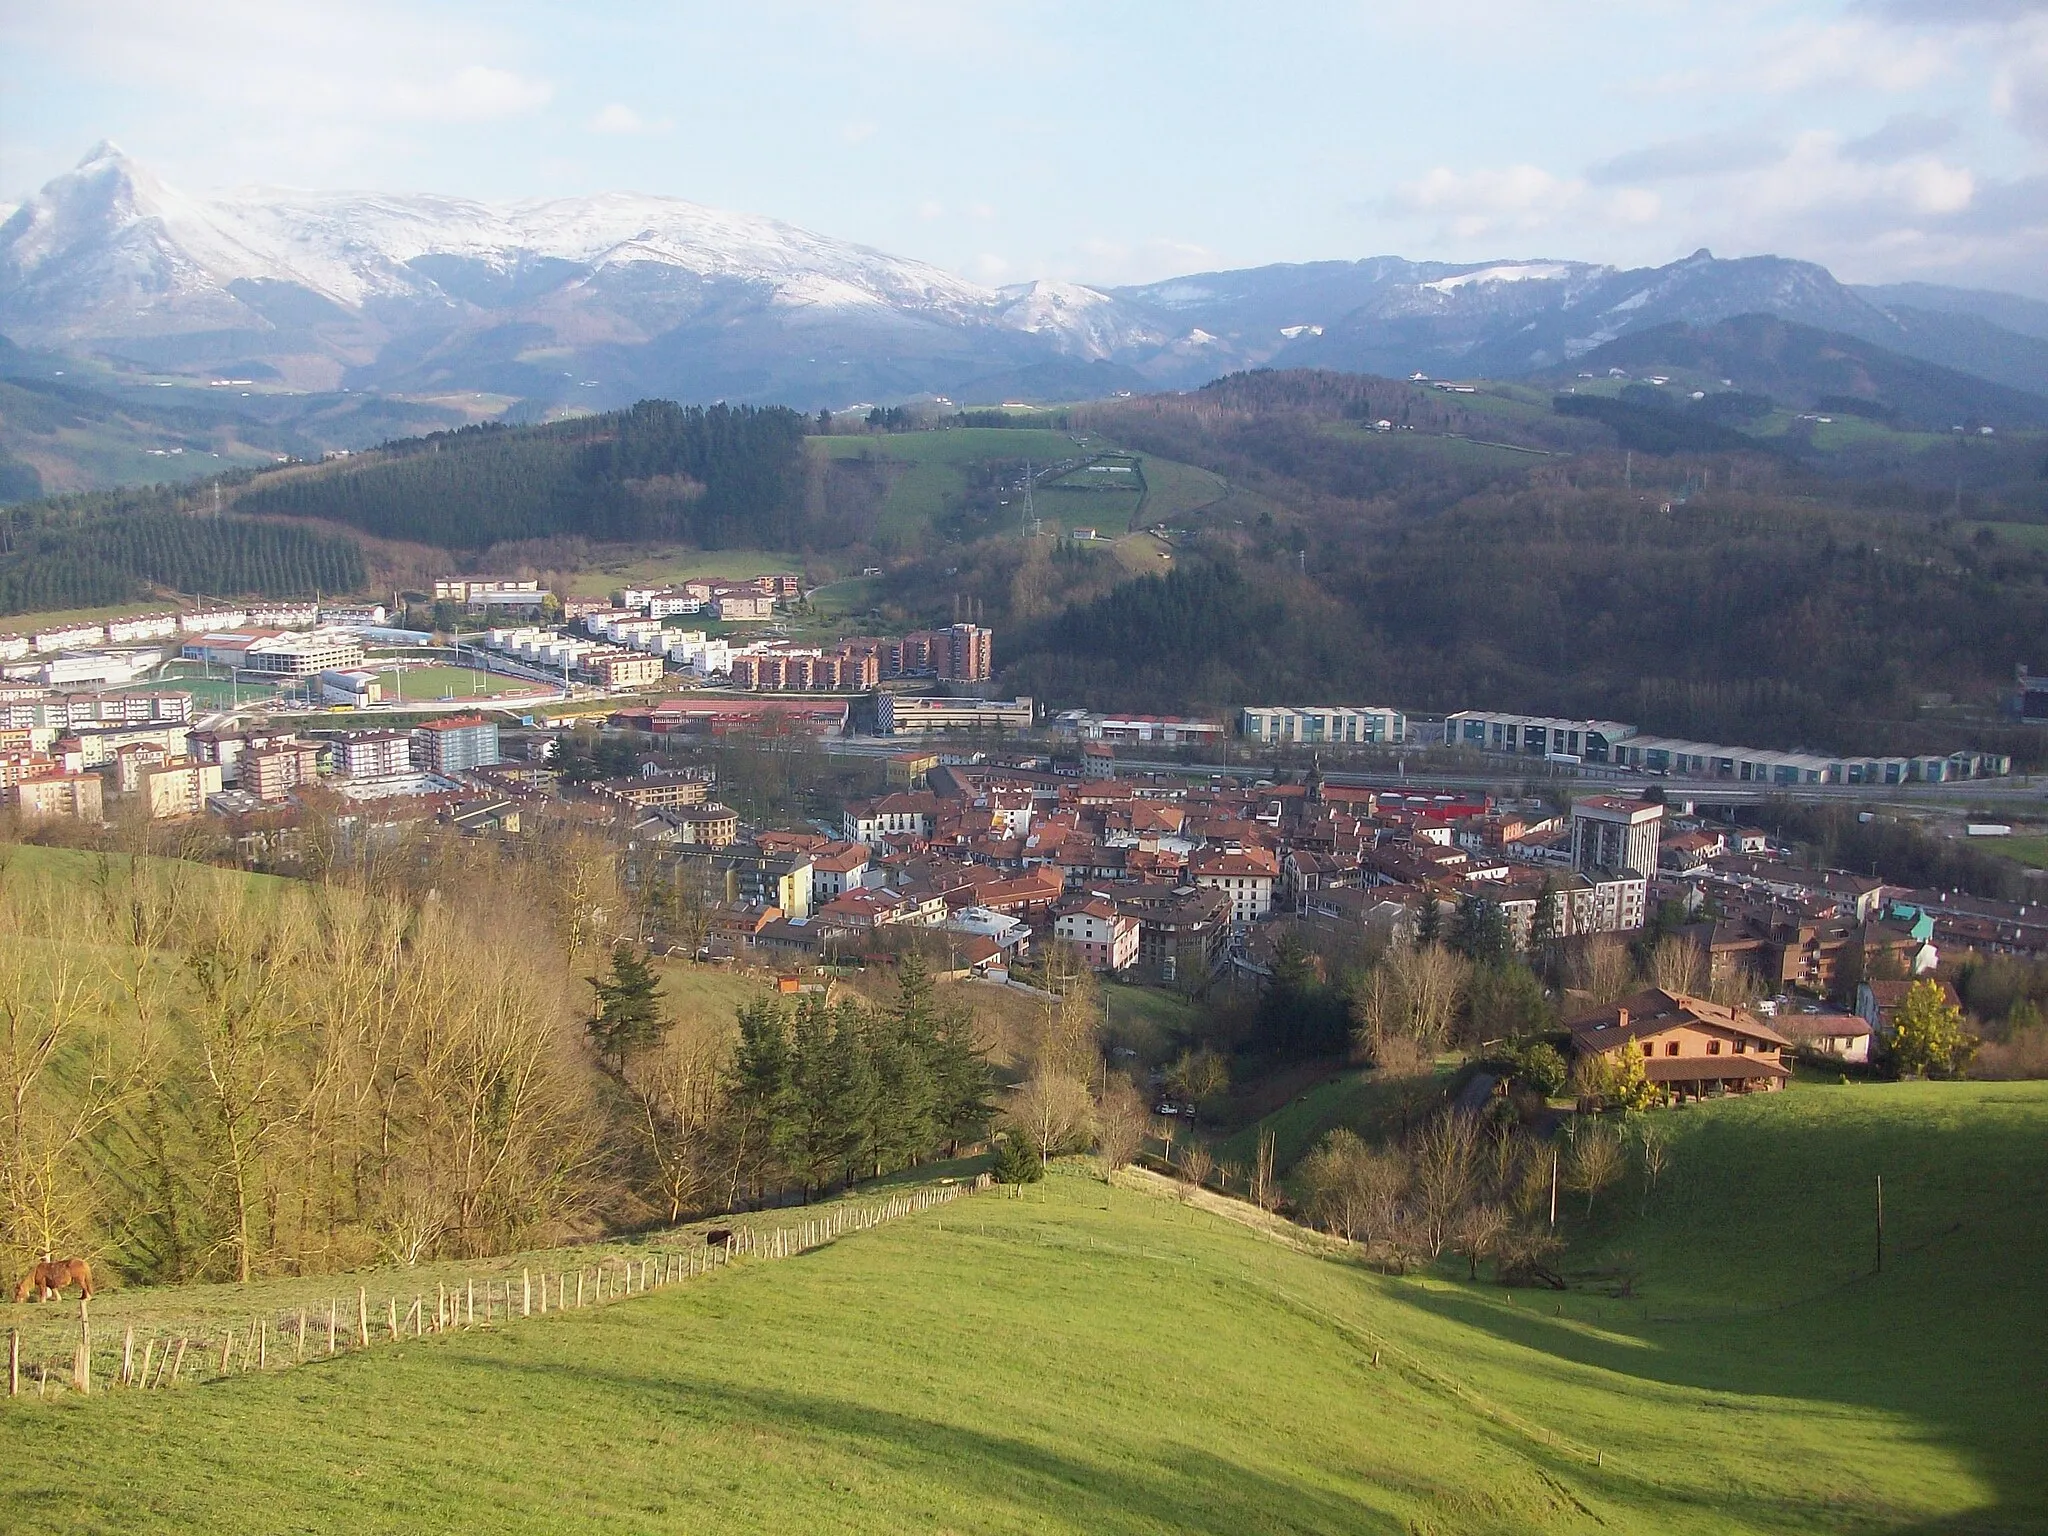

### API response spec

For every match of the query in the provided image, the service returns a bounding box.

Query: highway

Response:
[815,739,2040,811]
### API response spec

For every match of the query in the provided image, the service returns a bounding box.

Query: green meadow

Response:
[3,1080,2042,1534]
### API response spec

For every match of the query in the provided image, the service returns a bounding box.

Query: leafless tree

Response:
[1647,936,1704,996]
[1092,1073,1148,1176]
[1008,1073,1094,1169]
[1564,1120,1625,1216]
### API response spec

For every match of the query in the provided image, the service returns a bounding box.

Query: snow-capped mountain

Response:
[7,143,2048,406]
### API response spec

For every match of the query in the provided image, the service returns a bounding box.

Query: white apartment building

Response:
[1190,849,1277,922]
[333,731,414,780]
[1054,896,1140,972]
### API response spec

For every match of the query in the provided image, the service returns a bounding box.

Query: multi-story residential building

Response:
[1113,884,1234,986]
[70,723,189,769]
[579,649,664,690]
[112,741,171,793]
[333,730,414,780]
[809,842,872,906]
[243,743,323,802]
[1190,848,1277,922]
[411,716,501,774]
[1571,797,1663,878]
[712,593,775,620]
[11,772,103,820]
[677,846,815,920]
[641,803,739,847]
[1053,894,1141,972]
[1239,705,1407,747]
[843,792,941,846]
[140,758,224,818]
[593,772,709,809]
[877,695,1033,736]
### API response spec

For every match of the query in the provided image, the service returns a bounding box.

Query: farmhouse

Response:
[1568,988,1792,1100]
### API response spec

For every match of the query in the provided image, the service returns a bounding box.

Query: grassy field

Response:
[370,664,551,702]
[1987,833,2048,869]
[815,428,1084,542]
[0,598,187,635]
[1214,1064,1458,1172]
[4,1082,2043,1533]
[1099,982,1198,1067]
[1963,521,2048,553]
[561,548,803,598]
[1132,453,1227,524]
[1320,420,1557,468]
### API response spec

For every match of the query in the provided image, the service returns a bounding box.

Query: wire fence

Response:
[7,1175,992,1404]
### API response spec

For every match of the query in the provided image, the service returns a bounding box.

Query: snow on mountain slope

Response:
[0,144,999,340]
[993,280,1164,358]
[7,144,2046,407]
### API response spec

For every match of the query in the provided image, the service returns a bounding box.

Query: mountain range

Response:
[8,142,2048,413]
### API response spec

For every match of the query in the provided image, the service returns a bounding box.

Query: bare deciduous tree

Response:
[1007,1073,1094,1169]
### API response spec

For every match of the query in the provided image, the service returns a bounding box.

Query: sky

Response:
[5,0,2048,295]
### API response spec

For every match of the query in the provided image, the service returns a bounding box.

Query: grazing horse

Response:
[704,1229,733,1248]
[13,1258,93,1303]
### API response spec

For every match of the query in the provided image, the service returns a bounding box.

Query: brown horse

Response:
[13,1259,93,1303]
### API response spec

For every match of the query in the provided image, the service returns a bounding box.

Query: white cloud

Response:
[916,199,944,220]
[1755,18,1956,93]
[589,103,669,136]
[973,252,1012,280]
[1389,165,1659,243]
[387,66,552,122]
[838,121,879,145]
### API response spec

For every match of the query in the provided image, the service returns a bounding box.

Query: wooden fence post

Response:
[522,1268,531,1319]
[358,1288,370,1349]
[169,1337,187,1387]
[137,1339,154,1393]
[258,1319,267,1369]
[297,1308,307,1358]
[219,1330,233,1376]
[387,1298,398,1342]
[412,1298,423,1339]
[122,1325,135,1387]
[7,1328,15,1398]
[467,1279,475,1327]
[328,1298,337,1355]
[577,1271,585,1308]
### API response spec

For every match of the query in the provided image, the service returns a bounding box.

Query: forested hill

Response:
[237,400,810,550]
[0,509,366,616]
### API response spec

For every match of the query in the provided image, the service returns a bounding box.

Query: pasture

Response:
[5,1082,2044,1533]
[561,547,803,598]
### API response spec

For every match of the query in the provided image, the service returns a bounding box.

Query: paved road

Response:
[816,739,2039,810]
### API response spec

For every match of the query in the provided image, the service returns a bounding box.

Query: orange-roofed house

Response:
[1568,988,1792,1102]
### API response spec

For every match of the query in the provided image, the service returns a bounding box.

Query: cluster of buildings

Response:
[480,628,665,691]
[673,754,1676,986]
[1444,709,2010,785]
[729,624,994,694]
[0,677,516,825]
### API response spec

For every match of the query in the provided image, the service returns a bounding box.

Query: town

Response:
[3,567,2034,1108]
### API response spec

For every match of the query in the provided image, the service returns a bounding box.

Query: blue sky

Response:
[6,0,2048,294]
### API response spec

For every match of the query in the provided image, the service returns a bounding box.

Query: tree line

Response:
[0,512,366,616]
[236,400,810,550]
[593,948,995,1215]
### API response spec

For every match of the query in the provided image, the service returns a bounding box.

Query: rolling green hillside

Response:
[4,1082,2042,1534]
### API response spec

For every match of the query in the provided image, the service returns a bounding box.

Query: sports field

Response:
[370,664,551,702]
